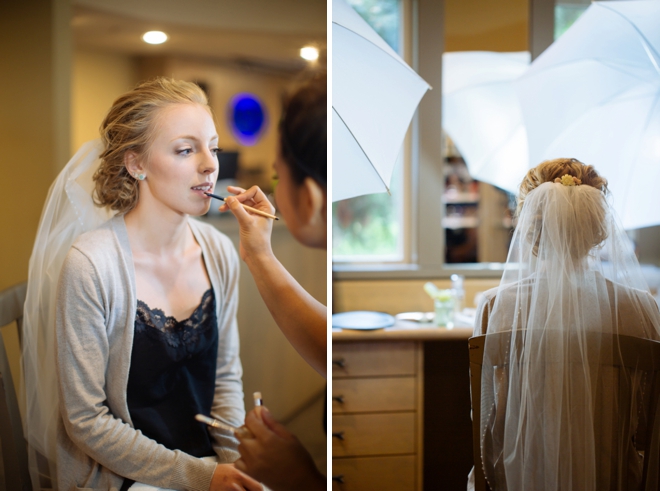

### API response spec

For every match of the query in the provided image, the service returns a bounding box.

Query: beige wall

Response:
[0,0,71,293]
[71,49,139,152]
[445,0,528,52]
[334,277,500,315]
[0,0,71,423]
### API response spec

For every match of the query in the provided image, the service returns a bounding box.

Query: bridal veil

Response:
[22,140,113,489]
[478,179,660,490]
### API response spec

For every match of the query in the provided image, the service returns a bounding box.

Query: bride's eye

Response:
[177,147,193,156]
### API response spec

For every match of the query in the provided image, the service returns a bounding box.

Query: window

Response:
[333,0,508,279]
[332,0,407,263]
[555,2,589,40]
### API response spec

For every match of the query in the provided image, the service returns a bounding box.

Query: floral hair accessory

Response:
[555,174,582,186]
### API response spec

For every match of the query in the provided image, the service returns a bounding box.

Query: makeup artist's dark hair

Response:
[93,77,210,214]
[279,70,327,189]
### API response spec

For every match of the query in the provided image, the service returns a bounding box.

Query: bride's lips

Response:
[191,183,214,197]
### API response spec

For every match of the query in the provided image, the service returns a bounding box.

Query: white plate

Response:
[395,311,435,323]
[331,311,395,330]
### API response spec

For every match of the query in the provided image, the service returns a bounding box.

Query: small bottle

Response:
[451,274,465,316]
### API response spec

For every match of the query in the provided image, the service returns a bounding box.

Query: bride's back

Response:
[476,274,660,340]
[473,159,660,490]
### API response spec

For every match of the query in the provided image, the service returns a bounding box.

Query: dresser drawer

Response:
[332,377,416,413]
[332,412,416,457]
[332,341,416,377]
[332,455,416,491]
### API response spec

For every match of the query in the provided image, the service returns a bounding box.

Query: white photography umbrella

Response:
[442,51,530,194]
[517,0,660,229]
[332,0,430,202]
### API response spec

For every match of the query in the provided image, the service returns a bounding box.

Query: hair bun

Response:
[517,158,608,216]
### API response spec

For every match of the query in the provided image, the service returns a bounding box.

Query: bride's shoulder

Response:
[68,216,125,263]
[601,272,654,301]
[72,216,117,244]
[480,286,499,304]
[482,276,533,304]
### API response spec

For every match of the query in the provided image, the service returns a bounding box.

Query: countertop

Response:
[332,320,473,341]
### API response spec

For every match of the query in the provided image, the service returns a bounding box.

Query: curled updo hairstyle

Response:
[93,77,209,214]
[517,158,608,216]
[279,71,327,189]
[519,158,609,258]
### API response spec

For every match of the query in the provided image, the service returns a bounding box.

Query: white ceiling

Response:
[72,0,327,73]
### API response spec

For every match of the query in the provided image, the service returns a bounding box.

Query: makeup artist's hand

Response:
[209,463,263,491]
[220,186,275,262]
[235,406,325,491]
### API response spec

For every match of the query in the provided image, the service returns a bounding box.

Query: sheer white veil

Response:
[479,180,660,490]
[22,139,113,489]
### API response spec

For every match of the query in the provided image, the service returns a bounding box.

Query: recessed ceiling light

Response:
[142,31,168,45]
[300,46,319,61]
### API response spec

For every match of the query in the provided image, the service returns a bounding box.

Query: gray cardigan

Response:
[55,215,244,491]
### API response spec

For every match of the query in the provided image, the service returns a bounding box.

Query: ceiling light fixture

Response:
[300,46,319,61]
[142,31,168,45]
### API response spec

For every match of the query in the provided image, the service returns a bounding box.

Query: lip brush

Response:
[194,414,239,433]
[196,391,264,437]
[204,192,279,220]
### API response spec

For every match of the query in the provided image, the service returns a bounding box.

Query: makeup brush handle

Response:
[241,203,278,220]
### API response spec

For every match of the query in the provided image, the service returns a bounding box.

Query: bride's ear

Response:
[124,151,144,178]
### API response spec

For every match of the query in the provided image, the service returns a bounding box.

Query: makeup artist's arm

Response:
[221,186,327,378]
[235,406,325,491]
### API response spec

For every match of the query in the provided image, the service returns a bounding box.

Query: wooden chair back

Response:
[468,330,660,491]
[0,281,32,491]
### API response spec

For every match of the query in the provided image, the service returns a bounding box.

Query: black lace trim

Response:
[135,289,215,349]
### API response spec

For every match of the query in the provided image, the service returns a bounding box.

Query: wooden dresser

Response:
[331,325,473,491]
[331,340,423,490]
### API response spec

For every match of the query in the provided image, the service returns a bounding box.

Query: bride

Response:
[470,158,660,490]
[22,78,260,491]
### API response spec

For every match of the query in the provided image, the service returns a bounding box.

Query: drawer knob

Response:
[332,358,346,368]
[332,475,345,484]
[332,431,345,441]
[332,395,345,404]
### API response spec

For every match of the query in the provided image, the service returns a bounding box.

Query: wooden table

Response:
[332,322,474,491]
[333,323,473,341]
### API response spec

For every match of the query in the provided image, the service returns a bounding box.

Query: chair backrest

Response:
[468,330,660,491]
[0,282,32,491]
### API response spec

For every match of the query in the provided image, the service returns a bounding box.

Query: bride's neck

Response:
[123,200,192,256]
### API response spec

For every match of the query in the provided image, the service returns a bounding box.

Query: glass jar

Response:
[433,290,455,328]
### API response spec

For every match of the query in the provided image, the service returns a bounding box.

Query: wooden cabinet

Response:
[332,455,416,490]
[331,341,423,490]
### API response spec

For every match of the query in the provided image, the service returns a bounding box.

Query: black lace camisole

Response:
[126,288,218,457]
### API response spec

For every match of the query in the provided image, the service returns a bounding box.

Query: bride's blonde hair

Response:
[517,158,608,215]
[519,158,609,258]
